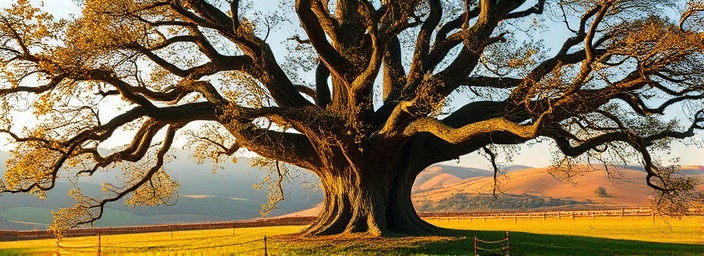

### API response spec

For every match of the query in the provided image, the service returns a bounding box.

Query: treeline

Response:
[416,193,587,212]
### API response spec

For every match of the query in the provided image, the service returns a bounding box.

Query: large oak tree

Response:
[0,0,703,236]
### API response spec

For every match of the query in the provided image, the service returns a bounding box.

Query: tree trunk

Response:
[302,164,437,236]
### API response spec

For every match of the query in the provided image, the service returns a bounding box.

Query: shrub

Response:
[594,187,608,197]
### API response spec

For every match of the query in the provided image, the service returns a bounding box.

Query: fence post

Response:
[506,231,510,256]
[473,235,477,256]
[97,232,101,256]
[264,235,268,256]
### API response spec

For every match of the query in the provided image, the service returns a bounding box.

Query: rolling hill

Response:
[413,164,704,211]
[413,165,493,191]
[412,164,538,192]
[0,149,323,230]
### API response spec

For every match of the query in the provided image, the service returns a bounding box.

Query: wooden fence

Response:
[2,207,702,241]
[419,207,704,221]
[0,216,315,241]
[55,234,271,256]
[474,231,510,256]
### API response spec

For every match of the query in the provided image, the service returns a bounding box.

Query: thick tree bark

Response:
[302,161,436,236]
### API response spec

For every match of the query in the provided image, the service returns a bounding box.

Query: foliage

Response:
[417,193,587,212]
[595,187,608,197]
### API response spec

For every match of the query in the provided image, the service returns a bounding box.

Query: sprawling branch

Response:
[680,1,704,30]
[423,1,526,98]
[407,0,442,87]
[296,0,353,84]
[315,61,332,107]
[504,0,545,19]
[168,0,311,108]
[382,35,404,102]
[75,123,181,226]
[78,120,168,176]
[0,74,65,95]
[565,3,612,96]
[403,112,548,144]
[510,4,605,102]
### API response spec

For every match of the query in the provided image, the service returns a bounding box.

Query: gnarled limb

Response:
[64,123,182,230]
[296,0,353,84]
[406,0,442,88]
[382,35,404,102]
[402,112,549,144]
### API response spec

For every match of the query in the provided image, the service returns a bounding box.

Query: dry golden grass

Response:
[428,215,703,244]
[0,215,701,255]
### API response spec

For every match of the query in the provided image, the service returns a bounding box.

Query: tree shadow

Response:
[407,229,703,256]
[276,227,701,255]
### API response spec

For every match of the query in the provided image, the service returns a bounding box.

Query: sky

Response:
[0,0,702,170]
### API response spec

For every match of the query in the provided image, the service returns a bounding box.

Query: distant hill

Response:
[413,165,492,192]
[678,165,704,176]
[412,164,698,210]
[412,164,535,192]
[503,165,534,172]
[0,149,322,230]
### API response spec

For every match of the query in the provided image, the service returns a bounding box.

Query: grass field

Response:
[0,216,701,255]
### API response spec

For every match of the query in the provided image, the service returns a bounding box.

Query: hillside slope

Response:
[413,165,493,191]
[413,165,676,208]
[0,150,322,230]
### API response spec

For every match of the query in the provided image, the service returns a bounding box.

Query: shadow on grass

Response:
[280,229,703,256]
[417,230,702,256]
[2,229,701,255]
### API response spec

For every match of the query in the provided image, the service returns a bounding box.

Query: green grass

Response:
[0,216,701,255]
[429,215,701,244]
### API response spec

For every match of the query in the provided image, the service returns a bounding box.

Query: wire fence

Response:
[421,207,704,223]
[3,208,702,242]
[0,216,314,241]
[55,233,273,255]
[473,231,510,256]
[54,231,515,255]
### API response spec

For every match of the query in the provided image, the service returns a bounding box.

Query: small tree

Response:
[595,187,608,197]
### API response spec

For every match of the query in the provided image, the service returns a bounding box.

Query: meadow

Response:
[0,215,701,255]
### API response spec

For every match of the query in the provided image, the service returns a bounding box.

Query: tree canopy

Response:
[0,0,702,236]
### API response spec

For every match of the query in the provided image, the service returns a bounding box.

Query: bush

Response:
[594,187,608,197]
[422,193,587,211]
